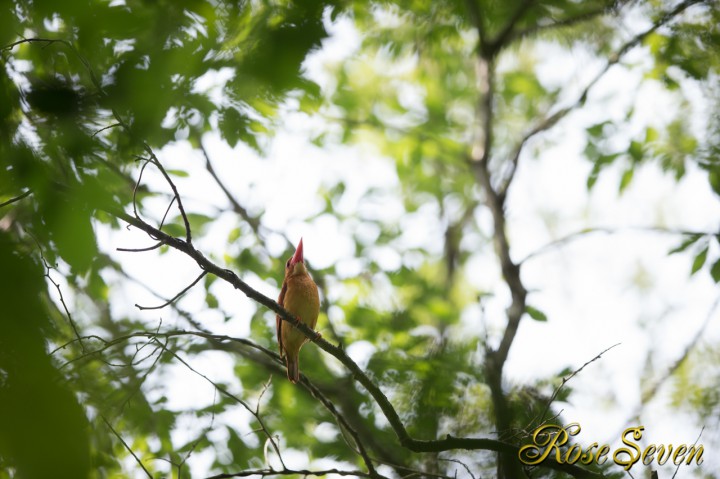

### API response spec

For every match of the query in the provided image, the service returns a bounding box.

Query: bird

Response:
[277,238,320,383]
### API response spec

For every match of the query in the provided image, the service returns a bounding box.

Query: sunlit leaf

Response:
[691,245,709,275]
[526,305,548,322]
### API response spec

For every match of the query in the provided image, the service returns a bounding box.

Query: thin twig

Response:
[439,457,476,479]
[301,376,381,477]
[28,233,86,352]
[642,295,720,405]
[509,3,618,43]
[135,271,207,311]
[465,0,487,46]
[154,340,287,469]
[501,0,706,198]
[117,241,165,253]
[159,196,177,231]
[118,340,166,415]
[200,142,260,234]
[101,415,154,479]
[671,426,704,479]
[256,376,287,470]
[520,226,715,264]
[145,146,192,244]
[178,389,218,477]
[537,343,621,426]
[133,158,152,221]
[205,468,378,478]
[489,0,537,53]
[91,122,121,138]
[0,190,32,209]
[1,37,63,51]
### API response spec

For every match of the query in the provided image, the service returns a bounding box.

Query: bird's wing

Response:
[276,280,288,358]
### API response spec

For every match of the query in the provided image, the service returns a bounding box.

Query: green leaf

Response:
[526,305,548,322]
[162,222,187,238]
[206,292,219,309]
[586,121,611,138]
[219,108,245,148]
[709,169,720,197]
[628,140,644,163]
[166,169,189,178]
[619,167,634,193]
[669,234,703,254]
[691,245,709,275]
[711,259,720,283]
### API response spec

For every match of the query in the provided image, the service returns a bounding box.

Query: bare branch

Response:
[537,343,621,426]
[0,190,32,209]
[135,271,207,311]
[641,296,720,405]
[118,339,166,415]
[200,142,260,234]
[671,427,704,479]
[465,0,487,46]
[206,467,378,478]
[490,0,537,52]
[1,37,64,51]
[117,241,165,253]
[91,122,121,138]
[301,376,382,477]
[501,0,706,198]
[101,415,154,479]
[178,388,217,478]
[509,4,615,43]
[440,457,476,479]
[145,146,193,244]
[132,157,152,221]
[28,233,86,352]
[520,226,716,264]
[155,340,287,468]
[159,196,177,231]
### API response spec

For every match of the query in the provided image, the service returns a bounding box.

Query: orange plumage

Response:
[277,238,320,383]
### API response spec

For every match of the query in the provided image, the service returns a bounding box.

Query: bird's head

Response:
[285,238,309,278]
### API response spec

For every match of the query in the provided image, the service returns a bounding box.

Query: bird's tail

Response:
[286,355,300,383]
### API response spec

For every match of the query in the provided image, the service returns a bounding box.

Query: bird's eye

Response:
[285,258,291,268]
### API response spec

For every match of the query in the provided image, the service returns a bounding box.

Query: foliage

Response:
[1,0,718,478]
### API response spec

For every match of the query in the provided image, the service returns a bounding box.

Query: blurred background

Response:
[1,1,719,478]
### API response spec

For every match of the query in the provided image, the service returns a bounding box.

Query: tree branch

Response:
[107,210,603,478]
[301,377,383,478]
[537,343,621,426]
[133,271,207,311]
[144,146,193,244]
[489,0,537,53]
[0,190,32,209]
[200,142,260,234]
[501,0,706,198]
[206,467,378,478]
[508,3,616,43]
[101,415,153,479]
[520,226,716,264]
[641,296,720,405]
[66,327,605,479]
[465,0,487,47]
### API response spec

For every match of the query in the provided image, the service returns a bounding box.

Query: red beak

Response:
[290,238,304,266]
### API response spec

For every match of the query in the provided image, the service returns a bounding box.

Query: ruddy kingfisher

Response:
[277,238,320,383]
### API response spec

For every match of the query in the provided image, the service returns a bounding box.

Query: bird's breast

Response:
[283,275,320,329]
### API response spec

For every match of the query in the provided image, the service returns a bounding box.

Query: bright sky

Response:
[84,8,720,478]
